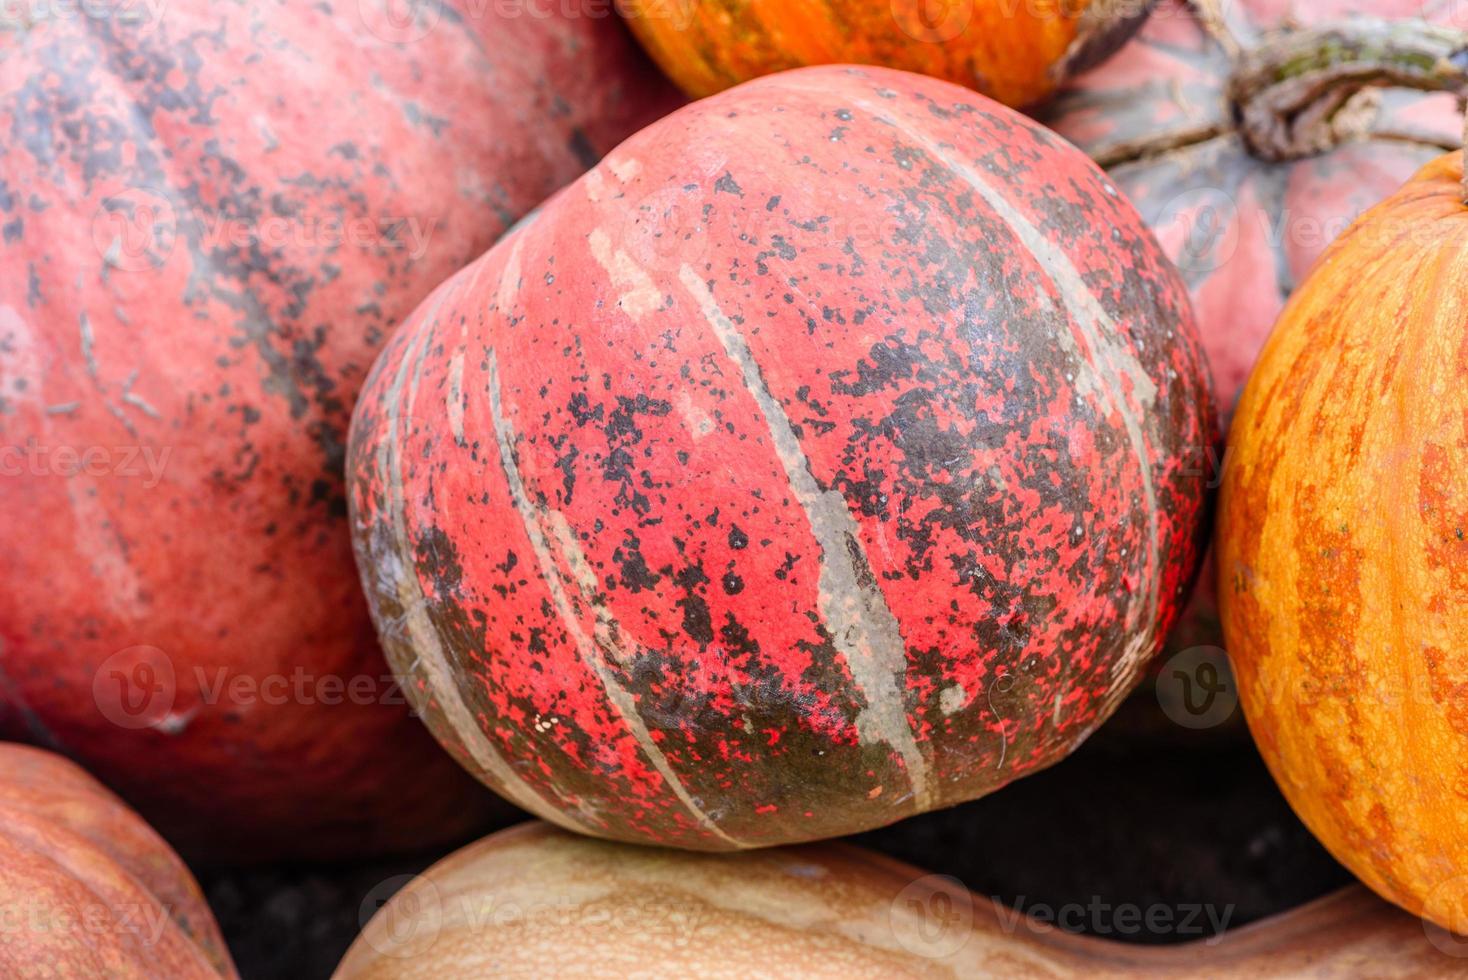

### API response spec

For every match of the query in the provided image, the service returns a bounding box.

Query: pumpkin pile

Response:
[0,0,1465,974]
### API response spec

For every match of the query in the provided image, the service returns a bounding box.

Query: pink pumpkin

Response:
[1048,0,1465,415]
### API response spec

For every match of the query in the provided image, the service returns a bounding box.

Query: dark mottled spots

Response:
[714,171,744,197]
[568,128,599,169]
[415,525,464,594]
[674,563,714,644]
[612,532,660,593]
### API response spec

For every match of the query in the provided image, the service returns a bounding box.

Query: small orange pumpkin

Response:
[0,744,235,978]
[618,0,1152,106]
[1220,148,1468,934]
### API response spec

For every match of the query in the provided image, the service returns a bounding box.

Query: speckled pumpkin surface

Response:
[619,0,1154,107]
[0,0,680,861]
[1044,1,1468,692]
[348,64,1215,849]
[1220,150,1468,934]
[0,744,236,979]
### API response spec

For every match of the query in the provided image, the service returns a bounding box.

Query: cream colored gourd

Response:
[337,822,1459,979]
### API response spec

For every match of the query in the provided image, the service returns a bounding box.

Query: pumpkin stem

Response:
[1190,0,1242,60]
[1230,18,1468,163]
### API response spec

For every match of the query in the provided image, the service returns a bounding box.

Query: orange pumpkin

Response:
[618,0,1152,106]
[0,744,235,978]
[1220,148,1468,935]
[337,821,1461,977]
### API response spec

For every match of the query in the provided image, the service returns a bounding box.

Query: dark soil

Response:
[201,699,1352,979]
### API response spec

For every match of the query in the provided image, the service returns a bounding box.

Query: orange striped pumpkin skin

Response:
[620,0,1149,107]
[1220,150,1468,933]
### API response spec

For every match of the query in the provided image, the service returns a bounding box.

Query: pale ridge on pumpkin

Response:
[679,265,935,813]
[487,348,748,848]
[369,294,589,836]
[836,92,1168,717]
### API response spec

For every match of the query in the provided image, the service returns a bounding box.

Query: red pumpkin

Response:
[1043,0,1468,700]
[0,744,235,978]
[348,65,1215,849]
[0,1,680,861]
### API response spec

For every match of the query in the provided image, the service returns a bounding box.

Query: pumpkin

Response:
[0,743,235,978]
[618,0,1156,106]
[347,64,1215,850]
[0,1,681,861]
[1219,149,1468,935]
[1043,1,1468,715]
[336,821,1460,978]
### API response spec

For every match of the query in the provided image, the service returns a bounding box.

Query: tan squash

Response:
[0,744,235,978]
[336,822,1461,978]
